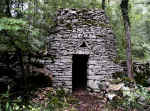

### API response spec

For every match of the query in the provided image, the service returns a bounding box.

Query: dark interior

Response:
[72,54,89,91]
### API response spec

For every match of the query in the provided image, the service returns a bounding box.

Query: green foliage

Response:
[0,90,26,111]
[109,84,150,110]
[106,1,126,60]
[45,0,101,9]
[0,0,49,53]
[103,74,150,110]
[0,17,27,31]
[0,87,78,111]
[107,0,150,61]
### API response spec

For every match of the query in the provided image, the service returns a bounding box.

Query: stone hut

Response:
[47,9,122,91]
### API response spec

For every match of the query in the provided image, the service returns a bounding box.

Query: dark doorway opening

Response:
[72,54,89,91]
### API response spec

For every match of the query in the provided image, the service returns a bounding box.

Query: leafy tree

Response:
[0,0,50,96]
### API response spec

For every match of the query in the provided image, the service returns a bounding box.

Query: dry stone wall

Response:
[47,9,122,91]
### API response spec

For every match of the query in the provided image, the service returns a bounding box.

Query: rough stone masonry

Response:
[46,8,122,91]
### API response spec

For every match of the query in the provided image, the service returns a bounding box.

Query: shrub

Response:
[0,87,77,111]
[104,78,150,111]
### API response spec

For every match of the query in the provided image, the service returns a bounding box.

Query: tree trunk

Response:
[102,0,105,10]
[120,0,133,79]
[5,0,11,17]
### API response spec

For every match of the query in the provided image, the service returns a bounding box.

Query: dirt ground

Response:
[71,89,107,111]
